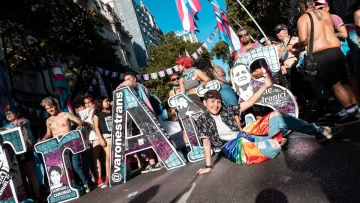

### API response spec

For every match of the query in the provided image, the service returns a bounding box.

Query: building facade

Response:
[91,0,140,72]
[109,0,162,67]
[175,30,198,43]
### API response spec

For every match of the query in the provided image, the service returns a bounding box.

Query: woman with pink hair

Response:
[176,56,211,110]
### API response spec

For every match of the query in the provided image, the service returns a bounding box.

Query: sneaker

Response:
[316,126,344,144]
[83,184,91,193]
[101,176,109,188]
[141,164,163,174]
[97,177,104,188]
[334,115,360,126]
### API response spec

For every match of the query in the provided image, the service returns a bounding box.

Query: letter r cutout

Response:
[35,130,86,203]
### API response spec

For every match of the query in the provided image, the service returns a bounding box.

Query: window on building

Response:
[27,73,38,93]
[13,74,23,91]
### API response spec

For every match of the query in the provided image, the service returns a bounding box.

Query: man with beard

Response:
[297,0,360,125]
[237,28,262,56]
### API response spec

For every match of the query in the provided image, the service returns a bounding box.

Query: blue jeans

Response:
[267,114,324,138]
[219,83,238,105]
[71,153,88,185]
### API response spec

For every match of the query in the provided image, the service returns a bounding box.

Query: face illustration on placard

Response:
[233,64,251,87]
[49,166,63,190]
[177,97,189,109]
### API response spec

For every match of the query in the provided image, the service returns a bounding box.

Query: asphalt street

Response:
[71,123,360,203]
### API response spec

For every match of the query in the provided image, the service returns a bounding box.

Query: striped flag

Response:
[52,63,74,114]
[197,48,203,54]
[187,0,202,19]
[211,31,216,36]
[96,68,108,97]
[207,37,213,43]
[175,0,195,31]
[221,11,241,51]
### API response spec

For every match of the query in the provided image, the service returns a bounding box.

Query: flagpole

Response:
[235,0,267,39]
[208,0,255,42]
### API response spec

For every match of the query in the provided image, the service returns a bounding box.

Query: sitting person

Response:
[196,75,343,175]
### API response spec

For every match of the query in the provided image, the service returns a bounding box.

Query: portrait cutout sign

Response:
[35,130,86,203]
[231,46,298,118]
[110,87,186,186]
[0,127,26,203]
[168,94,204,162]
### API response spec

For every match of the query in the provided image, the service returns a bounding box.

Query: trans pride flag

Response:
[52,63,74,114]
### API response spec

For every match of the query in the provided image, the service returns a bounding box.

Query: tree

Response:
[211,41,231,63]
[225,0,291,39]
[0,0,122,100]
[143,32,211,103]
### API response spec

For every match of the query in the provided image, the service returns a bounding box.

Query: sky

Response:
[140,0,229,74]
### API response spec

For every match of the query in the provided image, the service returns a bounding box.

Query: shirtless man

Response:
[355,9,360,36]
[297,0,359,125]
[237,28,262,56]
[40,97,91,193]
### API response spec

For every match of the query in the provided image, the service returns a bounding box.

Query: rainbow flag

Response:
[52,63,74,114]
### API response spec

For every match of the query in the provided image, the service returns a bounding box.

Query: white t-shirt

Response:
[211,114,238,141]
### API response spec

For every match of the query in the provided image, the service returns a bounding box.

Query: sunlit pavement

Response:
[72,124,360,203]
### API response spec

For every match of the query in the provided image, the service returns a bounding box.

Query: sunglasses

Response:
[238,32,249,38]
[171,77,180,82]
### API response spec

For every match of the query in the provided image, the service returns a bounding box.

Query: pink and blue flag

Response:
[52,63,74,114]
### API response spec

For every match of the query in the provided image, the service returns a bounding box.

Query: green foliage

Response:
[211,41,231,63]
[0,0,122,99]
[225,0,291,39]
[143,32,210,103]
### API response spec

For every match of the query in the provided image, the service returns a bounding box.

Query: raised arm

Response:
[117,80,138,89]
[240,75,273,113]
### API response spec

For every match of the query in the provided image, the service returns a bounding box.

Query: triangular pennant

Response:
[158,71,166,78]
[98,67,104,74]
[191,52,198,59]
[165,68,173,75]
[88,86,93,92]
[202,42,208,49]
[105,70,110,76]
[142,74,150,80]
[29,108,34,114]
[36,110,42,117]
[14,102,19,107]
[173,66,179,72]
[150,73,158,79]
[207,37,213,43]
[197,48,203,54]
[112,72,119,78]
[211,31,216,36]
[136,75,141,80]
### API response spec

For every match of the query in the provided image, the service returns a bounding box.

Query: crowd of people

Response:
[1,0,360,202]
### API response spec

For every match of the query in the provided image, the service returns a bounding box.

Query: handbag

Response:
[302,13,319,81]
